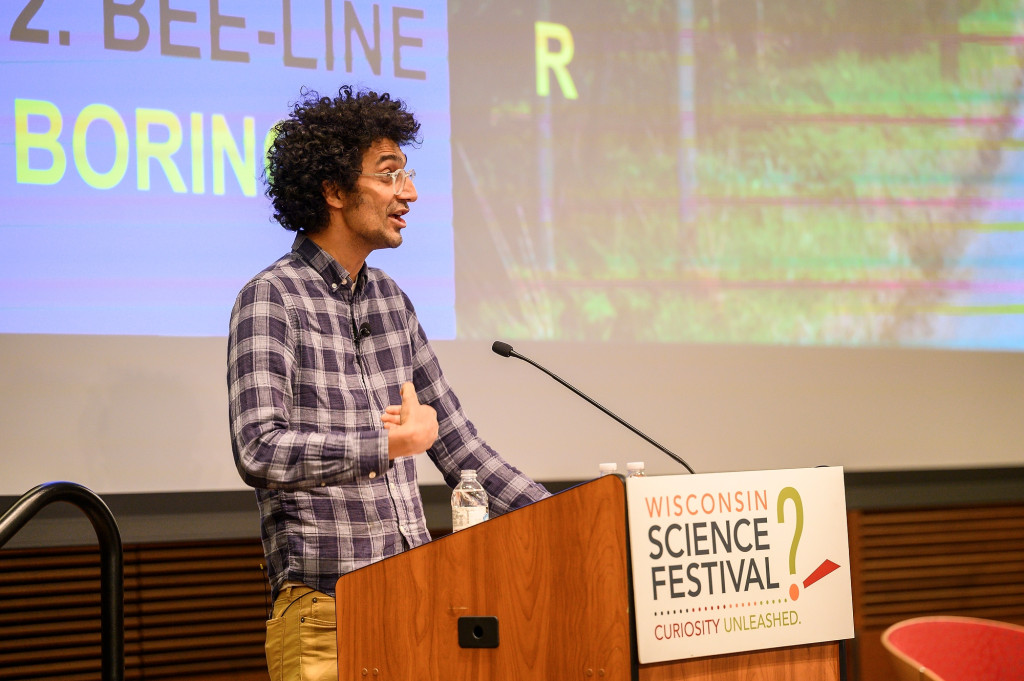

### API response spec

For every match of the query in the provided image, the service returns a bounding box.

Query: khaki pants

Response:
[265,583,338,681]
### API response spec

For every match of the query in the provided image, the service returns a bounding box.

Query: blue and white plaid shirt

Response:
[228,234,549,598]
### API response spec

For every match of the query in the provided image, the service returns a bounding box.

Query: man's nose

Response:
[398,175,417,202]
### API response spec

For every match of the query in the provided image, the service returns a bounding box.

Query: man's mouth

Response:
[389,208,408,228]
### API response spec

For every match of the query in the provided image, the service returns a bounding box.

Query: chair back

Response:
[881,616,1024,681]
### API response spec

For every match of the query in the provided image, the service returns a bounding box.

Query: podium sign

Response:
[626,467,854,664]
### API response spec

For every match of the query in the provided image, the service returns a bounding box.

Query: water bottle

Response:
[599,462,619,477]
[452,469,489,531]
[626,461,646,478]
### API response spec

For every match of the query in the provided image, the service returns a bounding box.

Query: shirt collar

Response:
[291,233,367,292]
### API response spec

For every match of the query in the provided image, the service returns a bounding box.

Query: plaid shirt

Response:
[228,234,549,598]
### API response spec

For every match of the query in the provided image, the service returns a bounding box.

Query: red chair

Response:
[881,616,1024,681]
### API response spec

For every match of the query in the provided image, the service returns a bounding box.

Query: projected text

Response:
[16,98,265,196]
[10,0,429,77]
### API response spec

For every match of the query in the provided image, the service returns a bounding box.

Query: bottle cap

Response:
[599,463,618,473]
[460,469,477,479]
[626,461,645,471]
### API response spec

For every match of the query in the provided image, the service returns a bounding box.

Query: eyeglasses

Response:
[359,168,416,195]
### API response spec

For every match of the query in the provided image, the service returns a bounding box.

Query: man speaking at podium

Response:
[227,86,549,681]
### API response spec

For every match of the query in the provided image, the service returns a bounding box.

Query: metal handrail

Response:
[0,481,124,681]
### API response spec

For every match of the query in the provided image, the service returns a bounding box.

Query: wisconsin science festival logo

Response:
[641,486,840,642]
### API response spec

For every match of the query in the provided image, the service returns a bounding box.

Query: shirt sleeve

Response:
[227,276,390,490]
[400,293,551,515]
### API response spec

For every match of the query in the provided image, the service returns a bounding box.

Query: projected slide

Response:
[1,0,454,337]
[3,0,1023,350]
[449,0,1024,350]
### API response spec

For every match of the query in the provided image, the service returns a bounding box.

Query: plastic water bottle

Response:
[599,462,619,477]
[452,469,489,532]
[626,461,646,478]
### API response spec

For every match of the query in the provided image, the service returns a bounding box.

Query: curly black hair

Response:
[265,86,421,233]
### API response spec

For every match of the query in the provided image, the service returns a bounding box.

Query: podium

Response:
[334,475,842,680]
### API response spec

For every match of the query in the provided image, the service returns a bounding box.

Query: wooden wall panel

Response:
[2,503,1023,680]
[847,504,1024,681]
[0,540,271,681]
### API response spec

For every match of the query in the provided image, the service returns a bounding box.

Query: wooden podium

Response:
[334,475,841,680]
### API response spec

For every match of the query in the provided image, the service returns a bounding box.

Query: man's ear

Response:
[323,180,345,209]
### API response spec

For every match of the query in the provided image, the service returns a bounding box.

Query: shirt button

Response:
[368,471,377,479]
[320,482,326,487]
[342,278,349,286]
[330,283,338,291]
[399,525,407,533]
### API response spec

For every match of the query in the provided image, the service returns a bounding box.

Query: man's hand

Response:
[382,382,438,459]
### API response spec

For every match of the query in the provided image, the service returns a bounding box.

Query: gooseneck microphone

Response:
[491,340,695,474]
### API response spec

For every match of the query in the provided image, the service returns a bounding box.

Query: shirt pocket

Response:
[292,309,366,415]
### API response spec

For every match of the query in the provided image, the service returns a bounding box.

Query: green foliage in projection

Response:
[451,0,1023,346]
[680,0,1021,346]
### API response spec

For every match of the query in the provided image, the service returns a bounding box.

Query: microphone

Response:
[358,322,372,338]
[491,340,695,474]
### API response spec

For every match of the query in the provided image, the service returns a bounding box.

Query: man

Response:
[227,86,549,681]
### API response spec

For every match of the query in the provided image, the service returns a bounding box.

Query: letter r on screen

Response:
[535,21,578,100]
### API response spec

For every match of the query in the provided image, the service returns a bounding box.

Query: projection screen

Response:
[1,0,1022,495]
